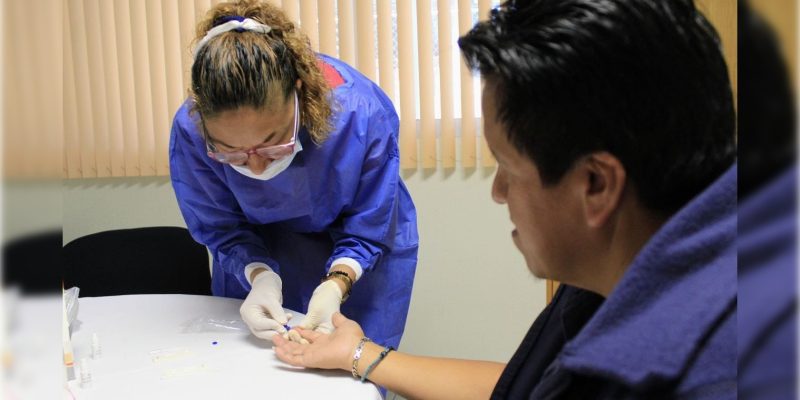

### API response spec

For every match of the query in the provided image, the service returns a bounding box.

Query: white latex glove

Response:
[287,280,343,343]
[240,270,289,340]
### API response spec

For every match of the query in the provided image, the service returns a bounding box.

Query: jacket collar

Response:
[558,164,738,388]
[737,167,796,358]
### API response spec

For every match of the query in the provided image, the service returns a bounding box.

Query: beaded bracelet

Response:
[351,337,371,379]
[361,346,394,383]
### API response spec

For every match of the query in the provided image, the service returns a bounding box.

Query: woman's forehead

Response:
[204,104,292,143]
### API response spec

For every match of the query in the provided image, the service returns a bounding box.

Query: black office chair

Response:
[63,227,211,297]
[3,229,63,294]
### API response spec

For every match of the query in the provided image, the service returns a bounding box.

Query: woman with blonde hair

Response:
[169,0,418,351]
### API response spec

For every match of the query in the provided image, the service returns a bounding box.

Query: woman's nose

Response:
[245,155,269,175]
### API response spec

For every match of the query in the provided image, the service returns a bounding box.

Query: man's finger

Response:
[271,333,286,345]
[331,312,350,327]
[314,321,334,334]
[297,328,324,342]
[287,329,310,344]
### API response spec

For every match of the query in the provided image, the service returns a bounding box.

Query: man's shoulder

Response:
[674,301,737,398]
[491,285,604,399]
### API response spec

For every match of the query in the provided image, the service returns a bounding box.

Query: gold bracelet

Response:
[323,270,353,302]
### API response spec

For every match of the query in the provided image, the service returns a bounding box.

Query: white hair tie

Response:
[193,16,272,59]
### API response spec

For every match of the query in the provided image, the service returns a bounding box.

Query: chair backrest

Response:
[3,229,63,294]
[63,227,211,297]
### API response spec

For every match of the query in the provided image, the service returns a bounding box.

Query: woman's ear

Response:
[295,79,303,90]
[579,152,626,228]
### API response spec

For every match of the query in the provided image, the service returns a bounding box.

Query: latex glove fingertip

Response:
[287,329,305,344]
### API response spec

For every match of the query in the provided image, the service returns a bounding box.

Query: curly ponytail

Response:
[191,0,333,143]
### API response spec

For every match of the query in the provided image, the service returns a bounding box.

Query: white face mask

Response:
[230,139,302,180]
[230,92,302,181]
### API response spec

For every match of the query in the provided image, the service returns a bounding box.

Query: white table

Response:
[66,294,381,399]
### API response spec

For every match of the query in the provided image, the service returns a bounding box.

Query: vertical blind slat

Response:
[195,0,211,24]
[417,0,436,168]
[179,0,196,98]
[69,0,97,177]
[28,0,62,177]
[283,0,300,26]
[337,0,356,68]
[300,0,319,52]
[145,0,170,175]
[318,0,338,56]
[114,0,140,176]
[131,0,156,176]
[376,0,395,103]
[46,1,64,177]
[162,0,185,176]
[48,1,64,177]
[5,2,19,176]
[163,1,185,117]
[397,0,417,168]
[99,0,126,177]
[53,1,65,178]
[64,5,81,178]
[8,0,50,176]
[478,0,495,167]
[437,0,456,168]
[5,4,17,176]
[12,1,29,176]
[457,0,476,168]
[85,0,112,177]
[356,0,377,82]
[4,3,17,176]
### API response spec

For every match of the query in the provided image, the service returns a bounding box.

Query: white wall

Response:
[60,167,546,363]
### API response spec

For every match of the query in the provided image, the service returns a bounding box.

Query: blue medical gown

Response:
[169,55,418,349]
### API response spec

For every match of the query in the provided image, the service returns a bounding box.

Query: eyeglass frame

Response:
[203,91,299,165]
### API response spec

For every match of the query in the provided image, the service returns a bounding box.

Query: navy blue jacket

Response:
[495,165,737,399]
[738,167,796,399]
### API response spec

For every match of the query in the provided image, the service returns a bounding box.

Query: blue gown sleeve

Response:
[326,99,404,275]
[169,109,278,289]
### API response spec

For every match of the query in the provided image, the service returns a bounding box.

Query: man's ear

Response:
[579,152,626,228]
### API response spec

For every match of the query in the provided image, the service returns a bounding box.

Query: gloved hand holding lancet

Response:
[240,269,289,340]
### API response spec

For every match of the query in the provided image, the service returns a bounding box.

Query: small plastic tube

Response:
[79,358,92,388]
[91,333,102,359]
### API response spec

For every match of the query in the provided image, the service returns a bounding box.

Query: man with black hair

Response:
[272,0,737,398]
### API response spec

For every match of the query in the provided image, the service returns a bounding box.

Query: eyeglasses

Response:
[206,92,299,165]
